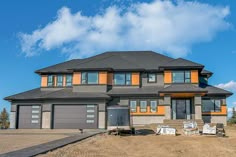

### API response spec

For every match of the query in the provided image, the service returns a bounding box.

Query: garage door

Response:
[53,105,98,129]
[18,105,41,129]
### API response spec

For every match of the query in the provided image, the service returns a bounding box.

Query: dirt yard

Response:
[0,129,81,154]
[38,126,236,157]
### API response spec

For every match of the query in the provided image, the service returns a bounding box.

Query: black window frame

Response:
[66,74,73,87]
[202,98,221,112]
[172,70,191,83]
[150,100,158,113]
[148,73,157,83]
[81,72,99,85]
[56,75,63,87]
[114,72,132,85]
[47,75,54,87]
[130,100,137,112]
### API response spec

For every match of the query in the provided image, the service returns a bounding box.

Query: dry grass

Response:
[0,133,69,154]
[39,126,236,157]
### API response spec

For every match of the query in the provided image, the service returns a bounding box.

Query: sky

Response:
[0,0,235,116]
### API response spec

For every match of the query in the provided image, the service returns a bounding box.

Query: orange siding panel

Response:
[132,72,140,86]
[202,106,227,115]
[164,71,172,84]
[41,75,48,87]
[191,70,199,83]
[107,73,113,85]
[73,72,81,85]
[99,72,108,84]
[63,75,66,86]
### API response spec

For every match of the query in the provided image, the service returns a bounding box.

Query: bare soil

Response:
[39,126,236,157]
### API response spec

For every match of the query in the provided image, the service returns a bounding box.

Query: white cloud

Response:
[216,81,236,91]
[19,0,230,59]
[233,102,236,105]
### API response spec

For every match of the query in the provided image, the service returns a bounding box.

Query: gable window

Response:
[57,75,63,87]
[81,72,99,84]
[148,73,156,83]
[140,101,147,112]
[114,73,131,85]
[202,98,221,112]
[66,75,72,86]
[172,71,191,83]
[47,75,54,87]
[150,100,158,113]
[130,100,137,112]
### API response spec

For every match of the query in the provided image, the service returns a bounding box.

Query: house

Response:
[5,51,233,129]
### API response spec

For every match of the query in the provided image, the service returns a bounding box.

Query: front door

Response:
[172,99,191,120]
[176,100,186,119]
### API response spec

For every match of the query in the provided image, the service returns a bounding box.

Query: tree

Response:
[0,108,9,129]
[228,107,236,124]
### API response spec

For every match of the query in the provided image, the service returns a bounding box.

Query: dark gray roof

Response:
[201,69,213,77]
[36,51,174,73]
[35,59,81,74]
[4,88,110,101]
[159,84,207,93]
[160,58,204,69]
[200,83,233,96]
[70,51,174,71]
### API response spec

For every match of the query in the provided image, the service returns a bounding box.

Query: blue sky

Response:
[0,0,236,116]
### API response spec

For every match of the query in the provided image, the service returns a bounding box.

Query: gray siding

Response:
[141,73,164,87]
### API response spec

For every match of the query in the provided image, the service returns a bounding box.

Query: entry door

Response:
[176,100,186,119]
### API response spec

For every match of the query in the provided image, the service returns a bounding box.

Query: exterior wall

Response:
[99,72,108,84]
[107,73,113,85]
[164,71,172,84]
[98,112,106,129]
[141,73,164,87]
[42,112,51,129]
[191,70,199,83]
[194,96,202,120]
[131,116,165,126]
[131,72,140,86]
[41,75,48,87]
[202,116,227,125]
[73,72,81,85]
[9,112,16,129]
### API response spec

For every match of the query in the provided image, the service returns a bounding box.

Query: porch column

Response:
[42,104,52,129]
[10,104,17,129]
[164,95,171,119]
[194,95,202,120]
[98,103,106,129]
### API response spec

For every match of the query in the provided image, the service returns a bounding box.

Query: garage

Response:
[18,105,41,129]
[53,105,98,129]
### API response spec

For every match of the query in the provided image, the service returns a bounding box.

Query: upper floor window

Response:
[150,100,158,113]
[130,100,137,112]
[48,75,54,87]
[66,75,72,86]
[148,73,156,83]
[81,72,98,84]
[140,101,147,112]
[114,73,131,85]
[172,71,191,83]
[57,75,63,87]
[202,98,221,112]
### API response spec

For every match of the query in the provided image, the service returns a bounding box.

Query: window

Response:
[47,75,54,87]
[150,101,157,113]
[57,75,63,86]
[140,101,147,112]
[66,75,72,86]
[130,101,137,112]
[148,73,156,83]
[114,73,131,85]
[81,72,98,84]
[202,99,221,112]
[172,71,191,83]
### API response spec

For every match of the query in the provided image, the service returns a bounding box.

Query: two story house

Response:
[5,51,232,129]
